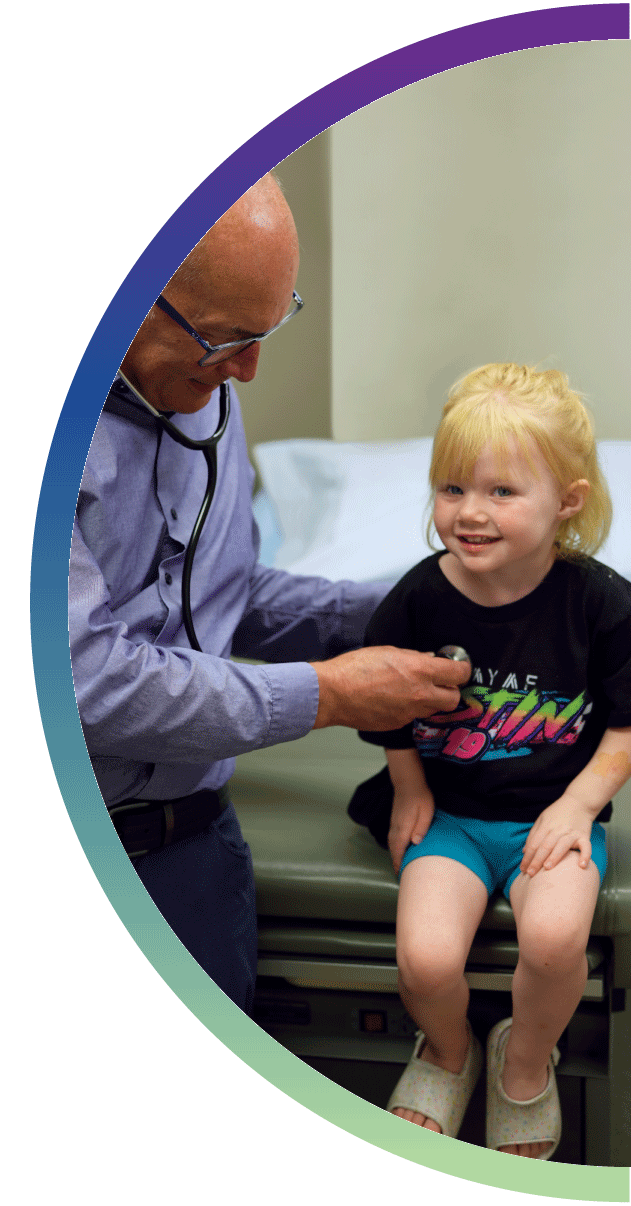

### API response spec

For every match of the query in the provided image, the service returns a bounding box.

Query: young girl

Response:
[358,363,631,1159]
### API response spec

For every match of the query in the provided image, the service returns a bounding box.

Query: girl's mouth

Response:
[457,535,501,546]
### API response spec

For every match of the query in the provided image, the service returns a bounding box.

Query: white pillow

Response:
[596,441,631,583]
[254,438,435,581]
[253,438,631,584]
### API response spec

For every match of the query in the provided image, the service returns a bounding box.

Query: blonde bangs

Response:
[426,363,613,558]
[430,397,543,489]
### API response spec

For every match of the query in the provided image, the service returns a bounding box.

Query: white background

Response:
[3,3,626,1203]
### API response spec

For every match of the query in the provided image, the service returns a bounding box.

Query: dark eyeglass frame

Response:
[155,290,304,367]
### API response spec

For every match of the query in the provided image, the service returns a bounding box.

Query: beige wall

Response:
[237,132,333,456]
[240,42,631,452]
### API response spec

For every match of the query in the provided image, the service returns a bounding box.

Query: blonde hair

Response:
[427,363,612,558]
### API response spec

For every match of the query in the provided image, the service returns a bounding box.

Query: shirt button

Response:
[170,508,178,520]
[165,573,173,586]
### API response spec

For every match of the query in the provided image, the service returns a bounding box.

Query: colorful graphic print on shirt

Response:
[412,665,592,764]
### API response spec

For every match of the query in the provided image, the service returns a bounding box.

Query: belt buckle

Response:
[109,798,174,859]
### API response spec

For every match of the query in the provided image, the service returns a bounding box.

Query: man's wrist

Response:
[310,659,339,729]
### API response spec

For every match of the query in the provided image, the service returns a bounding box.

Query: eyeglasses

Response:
[155,290,304,367]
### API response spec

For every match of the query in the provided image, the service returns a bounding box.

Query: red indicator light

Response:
[360,1010,387,1033]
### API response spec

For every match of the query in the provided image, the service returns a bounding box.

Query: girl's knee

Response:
[398,941,467,998]
[518,916,588,976]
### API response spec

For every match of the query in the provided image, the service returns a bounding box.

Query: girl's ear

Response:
[559,479,590,519]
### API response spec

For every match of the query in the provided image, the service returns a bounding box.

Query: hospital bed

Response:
[230,438,631,1165]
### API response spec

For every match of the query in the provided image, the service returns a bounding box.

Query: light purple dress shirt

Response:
[69,378,387,806]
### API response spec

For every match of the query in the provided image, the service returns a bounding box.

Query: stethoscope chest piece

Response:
[436,645,472,684]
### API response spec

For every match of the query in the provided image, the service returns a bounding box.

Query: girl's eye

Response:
[443,484,463,496]
[494,486,512,497]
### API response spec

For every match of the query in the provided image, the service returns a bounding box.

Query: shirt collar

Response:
[104,374,173,429]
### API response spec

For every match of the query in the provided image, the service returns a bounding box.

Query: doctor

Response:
[69,174,469,1012]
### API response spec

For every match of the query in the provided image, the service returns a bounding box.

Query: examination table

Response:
[230,725,631,1165]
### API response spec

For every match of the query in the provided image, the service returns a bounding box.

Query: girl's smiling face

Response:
[433,438,587,598]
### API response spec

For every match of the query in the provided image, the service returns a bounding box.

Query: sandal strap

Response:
[388,1026,483,1138]
[486,1019,562,1157]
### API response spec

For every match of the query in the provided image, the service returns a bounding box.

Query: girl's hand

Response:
[520,796,596,878]
[388,790,435,875]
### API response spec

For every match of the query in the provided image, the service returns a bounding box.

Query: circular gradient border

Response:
[31,5,630,1199]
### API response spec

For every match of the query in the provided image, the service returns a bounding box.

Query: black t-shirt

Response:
[359,554,631,823]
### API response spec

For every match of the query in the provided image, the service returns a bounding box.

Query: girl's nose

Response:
[457,492,488,523]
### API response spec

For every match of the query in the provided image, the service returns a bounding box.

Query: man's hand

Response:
[520,796,596,879]
[388,789,435,875]
[311,646,469,731]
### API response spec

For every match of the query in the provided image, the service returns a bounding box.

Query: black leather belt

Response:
[109,786,230,858]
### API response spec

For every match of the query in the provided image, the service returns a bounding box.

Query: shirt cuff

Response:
[261,660,321,746]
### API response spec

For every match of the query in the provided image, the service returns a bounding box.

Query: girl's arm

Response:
[521,726,631,877]
[385,747,436,875]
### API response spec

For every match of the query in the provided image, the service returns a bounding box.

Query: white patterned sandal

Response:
[486,1018,561,1159]
[387,1023,483,1138]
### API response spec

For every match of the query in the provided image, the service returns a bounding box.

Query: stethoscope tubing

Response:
[180,442,218,651]
[117,372,230,651]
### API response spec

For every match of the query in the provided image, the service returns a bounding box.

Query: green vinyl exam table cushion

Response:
[231,726,631,948]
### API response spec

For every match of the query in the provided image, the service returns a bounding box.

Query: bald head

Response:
[120,174,300,414]
[170,174,299,301]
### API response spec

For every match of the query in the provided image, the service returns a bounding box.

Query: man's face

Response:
[121,250,298,415]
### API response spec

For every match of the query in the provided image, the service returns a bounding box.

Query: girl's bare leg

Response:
[393,855,488,1131]
[503,853,600,1158]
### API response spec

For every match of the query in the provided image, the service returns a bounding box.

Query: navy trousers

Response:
[133,802,258,1014]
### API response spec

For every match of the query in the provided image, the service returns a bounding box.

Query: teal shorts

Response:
[399,808,607,900]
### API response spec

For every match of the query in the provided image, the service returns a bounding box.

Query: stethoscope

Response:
[118,370,231,653]
[116,373,475,675]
